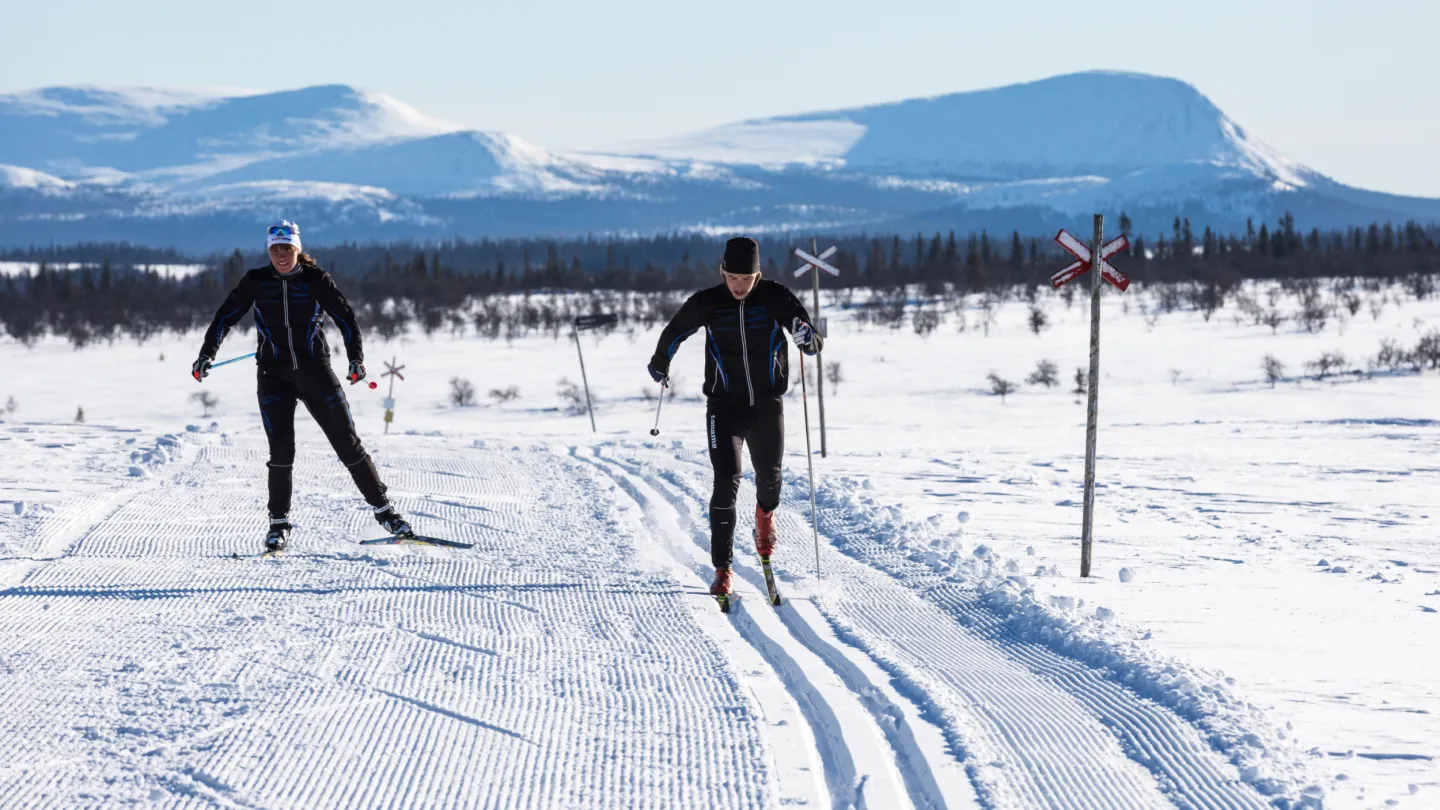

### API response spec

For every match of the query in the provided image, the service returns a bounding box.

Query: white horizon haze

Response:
[3,0,1437,198]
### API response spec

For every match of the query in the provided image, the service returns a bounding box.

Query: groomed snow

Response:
[1,279,1437,808]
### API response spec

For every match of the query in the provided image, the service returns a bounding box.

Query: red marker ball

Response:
[368,381,378,389]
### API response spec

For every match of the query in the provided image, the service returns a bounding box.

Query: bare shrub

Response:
[1026,359,1058,388]
[1027,305,1049,335]
[1262,355,1285,388]
[1261,308,1285,334]
[1306,351,1347,380]
[1413,330,1440,371]
[449,377,477,407]
[912,309,940,338]
[189,390,218,418]
[987,372,1016,402]
[557,378,587,415]
[488,386,520,404]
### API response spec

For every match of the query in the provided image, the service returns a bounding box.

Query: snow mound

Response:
[813,473,1320,805]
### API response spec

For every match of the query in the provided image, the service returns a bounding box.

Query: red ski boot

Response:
[710,566,734,613]
[754,506,782,605]
[754,505,777,560]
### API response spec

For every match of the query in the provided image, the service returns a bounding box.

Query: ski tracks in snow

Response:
[594,443,1276,810]
[0,436,782,809]
[0,429,1279,809]
[577,447,978,810]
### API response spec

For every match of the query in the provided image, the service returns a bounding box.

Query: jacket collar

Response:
[264,263,307,281]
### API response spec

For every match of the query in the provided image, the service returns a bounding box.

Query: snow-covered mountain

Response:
[1,73,1436,250]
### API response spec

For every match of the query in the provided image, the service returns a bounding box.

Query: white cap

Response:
[266,220,302,253]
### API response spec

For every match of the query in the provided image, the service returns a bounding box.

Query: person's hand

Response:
[191,356,212,382]
[347,360,366,384]
[647,362,668,384]
[791,318,823,356]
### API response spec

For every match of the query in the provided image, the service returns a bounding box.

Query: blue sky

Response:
[4,0,1436,196]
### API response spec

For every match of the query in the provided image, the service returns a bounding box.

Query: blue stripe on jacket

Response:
[769,323,782,384]
[667,328,697,359]
[707,329,729,390]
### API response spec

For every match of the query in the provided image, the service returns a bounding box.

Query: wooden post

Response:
[810,238,828,458]
[1081,214,1104,578]
[383,355,397,435]
[574,327,597,433]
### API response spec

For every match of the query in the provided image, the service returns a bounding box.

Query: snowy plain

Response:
[1,280,1437,809]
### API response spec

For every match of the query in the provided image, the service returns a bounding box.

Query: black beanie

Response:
[721,237,760,274]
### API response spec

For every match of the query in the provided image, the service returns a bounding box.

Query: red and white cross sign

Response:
[793,246,841,278]
[1051,230,1131,291]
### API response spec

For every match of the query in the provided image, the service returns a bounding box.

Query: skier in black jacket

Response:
[191,220,413,552]
[648,236,824,604]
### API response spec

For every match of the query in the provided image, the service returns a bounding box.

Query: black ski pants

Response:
[707,396,784,569]
[257,365,387,519]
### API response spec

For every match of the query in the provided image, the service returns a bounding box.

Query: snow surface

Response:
[2,281,1438,808]
[0,262,209,279]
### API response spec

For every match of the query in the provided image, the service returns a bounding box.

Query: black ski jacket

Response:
[200,264,362,370]
[650,280,821,405]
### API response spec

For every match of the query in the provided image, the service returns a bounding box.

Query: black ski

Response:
[715,592,737,614]
[360,534,474,550]
[231,550,285,560]
[760,558,782,606]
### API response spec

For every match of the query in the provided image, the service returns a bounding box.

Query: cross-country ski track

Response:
[0,431,1278,809]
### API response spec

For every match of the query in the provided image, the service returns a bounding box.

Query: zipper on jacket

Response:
[282,279,299,371]
[738,300,755,406]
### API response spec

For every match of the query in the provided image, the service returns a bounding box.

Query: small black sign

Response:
[574,313,618,331]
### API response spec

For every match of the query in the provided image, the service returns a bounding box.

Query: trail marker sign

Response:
[571,313,615,433]
[793,246,840,278]
[1051,231,1131,291]
[574,313,618,332]
[1052,217,1131,578]
[793,242,837,458]
[381,357,405,434]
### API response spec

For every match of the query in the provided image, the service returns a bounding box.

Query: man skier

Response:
[647,236,824,609]
[192,220,414,552]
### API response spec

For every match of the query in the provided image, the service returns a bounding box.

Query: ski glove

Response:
[347,360,366,384]
[791,318,823,356]
[647,362,668,384]
[191,355,212,382]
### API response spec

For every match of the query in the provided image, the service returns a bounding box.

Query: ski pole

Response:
[211,352,256,369]
[649,379,667,436]
[799,353,822,579]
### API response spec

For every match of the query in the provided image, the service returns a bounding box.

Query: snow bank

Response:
[813,473,1323,807]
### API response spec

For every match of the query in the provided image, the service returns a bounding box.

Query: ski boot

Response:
[710,566,734,613]
[755,507,782,604]
[374,504,415,539]
[265,518,290,554]
[754,505,777,559]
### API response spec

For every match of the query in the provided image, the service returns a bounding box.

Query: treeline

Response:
[1,242,192,266]
[1,213,1437,348]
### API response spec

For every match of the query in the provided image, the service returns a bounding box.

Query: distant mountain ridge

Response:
[1,72,1436,251]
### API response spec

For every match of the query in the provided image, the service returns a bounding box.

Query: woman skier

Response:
[191,220,413,552]
[647,236,824,610]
